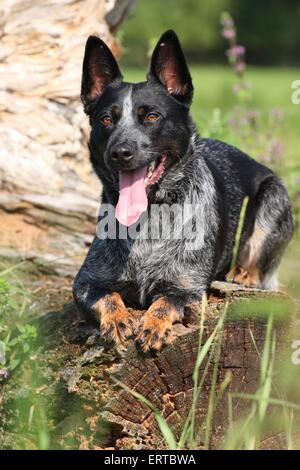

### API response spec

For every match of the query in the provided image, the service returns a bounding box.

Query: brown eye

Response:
[145,112,160,122]
[101,114,113,126]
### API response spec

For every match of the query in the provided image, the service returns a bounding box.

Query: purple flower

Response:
[0,367,10,381]
[221,15,234,29]
[269,139,284,159]
[228,116,237,127]
[239,117,249,127]
[247,110,260,121]
[222,29,236,40]
[245,110,260,128]
[226,45,246,57]
[270,106,284,123]
[234,61,245,74]
[232,83,243,94]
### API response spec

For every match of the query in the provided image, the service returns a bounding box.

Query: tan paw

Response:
[136,298,182,352]
[227,266,261,288]
[94,292,136,344]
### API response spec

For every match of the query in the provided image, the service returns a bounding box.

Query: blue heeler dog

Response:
[73,30,294,352]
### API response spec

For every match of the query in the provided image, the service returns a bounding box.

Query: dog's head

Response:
[81,30,195,226]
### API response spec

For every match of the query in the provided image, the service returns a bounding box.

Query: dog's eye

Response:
[145,112,160,122]
[101,114,113,126]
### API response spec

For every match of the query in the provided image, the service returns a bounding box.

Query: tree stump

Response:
[101,282,295,449]
[0,281,296,450]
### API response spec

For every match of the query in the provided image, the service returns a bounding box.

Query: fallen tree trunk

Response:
[0,0,136,276]
[0,282,297,450]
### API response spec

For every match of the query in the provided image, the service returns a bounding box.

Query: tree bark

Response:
[0,0,136,275]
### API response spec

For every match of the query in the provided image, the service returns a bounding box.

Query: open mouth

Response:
[115,155,167,227]
[144,155,167,186]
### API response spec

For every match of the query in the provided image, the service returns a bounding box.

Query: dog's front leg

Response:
[93,292,137,344]
[136,297,183,352]
[74,280,136,345]
[73,236,136,344]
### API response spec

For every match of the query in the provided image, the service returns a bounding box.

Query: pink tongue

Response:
[115,166,148,226]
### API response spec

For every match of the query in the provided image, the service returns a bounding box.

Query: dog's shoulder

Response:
[194,138,274,197]
[195,137,269,170]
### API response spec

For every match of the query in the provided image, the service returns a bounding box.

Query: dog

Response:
[73,30,294,352]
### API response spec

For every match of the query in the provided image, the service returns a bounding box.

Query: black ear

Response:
[81,36,123,113]
[148,30,193,106]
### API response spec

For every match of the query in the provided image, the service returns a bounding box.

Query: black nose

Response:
[111,146,134,163]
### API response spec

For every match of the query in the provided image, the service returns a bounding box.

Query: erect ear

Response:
[148,30,193,106]
[81,35,123,113]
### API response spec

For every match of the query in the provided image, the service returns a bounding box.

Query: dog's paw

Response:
[226,266,260,288]
[100,308,136,344]
[136,314,173,352]
[136,298,182,352]
[94,293,136,344]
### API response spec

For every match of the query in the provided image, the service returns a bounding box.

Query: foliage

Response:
[215,13,287,175]
[0,265,37,381]
[121,0,300,67]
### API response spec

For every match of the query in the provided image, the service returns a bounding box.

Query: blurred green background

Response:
[120,0,300,67]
